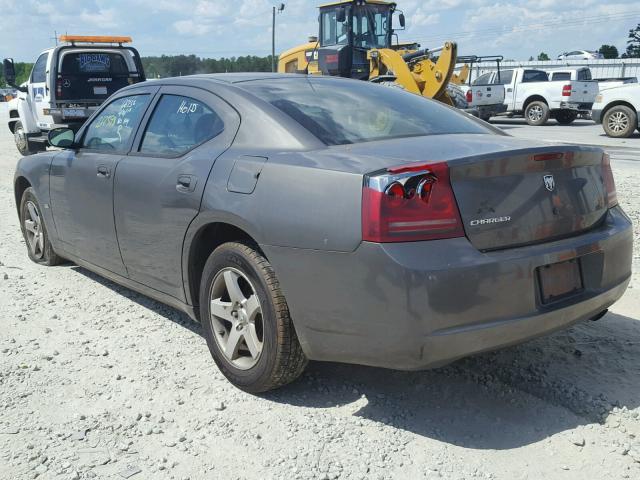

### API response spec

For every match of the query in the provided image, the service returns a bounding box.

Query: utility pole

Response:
[272,3,285,72]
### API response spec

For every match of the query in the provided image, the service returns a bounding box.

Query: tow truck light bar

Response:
[59,35,133,44]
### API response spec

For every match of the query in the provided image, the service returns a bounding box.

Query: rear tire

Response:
[14,121,45,156]
[554,110,578,125]
[524,101,550,126]
[602,105,637,138]
[19,187,64,266]
[200,241,307,393]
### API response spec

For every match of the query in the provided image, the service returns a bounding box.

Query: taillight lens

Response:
[362,162,464,242]
[562,84,572,96]
[56,78,63,99]
[465,89,472,103]
[601,153,617,208]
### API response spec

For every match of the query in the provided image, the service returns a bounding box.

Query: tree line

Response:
[0,54,277,86]
[2,23,640,86]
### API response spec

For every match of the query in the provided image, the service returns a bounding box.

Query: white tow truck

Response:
[474,67,599,126]
[457,55,507,121]
[3,35,145,155]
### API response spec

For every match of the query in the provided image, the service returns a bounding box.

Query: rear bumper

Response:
[559,101,593,112]
[262,207,632,370]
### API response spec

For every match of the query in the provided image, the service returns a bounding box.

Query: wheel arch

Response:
[14,176,32,215]
[523,95,548,110]
[8,109,19,133]
[184,221,263,316]
[601,101,637,124]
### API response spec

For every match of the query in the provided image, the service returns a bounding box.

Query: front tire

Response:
[14,121,45,156]
[554,110,578,125]
[19,187,64,265]
[602,105,637,138]
[200,241,307,393]
[524,101,550,126]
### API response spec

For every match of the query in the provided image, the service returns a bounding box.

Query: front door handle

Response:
[176,174,197,193]
[97,165,111,178]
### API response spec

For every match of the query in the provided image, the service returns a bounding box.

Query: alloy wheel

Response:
[15,125,27,151]
[528,105,543,122]
[607,111,629,134]
[209,267,264,370]
[24,201,44,259]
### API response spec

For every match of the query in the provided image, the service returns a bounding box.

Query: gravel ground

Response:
[1,103,639,480]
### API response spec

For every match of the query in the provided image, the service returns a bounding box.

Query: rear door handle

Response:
[177,174,197,193]
[97,165,111,178]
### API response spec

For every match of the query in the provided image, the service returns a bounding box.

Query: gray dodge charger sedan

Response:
[14,74,632,392]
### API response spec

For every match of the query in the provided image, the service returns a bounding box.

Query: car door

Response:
[113,86,240,301]
[29,52,54,129]
[49,86,158,275]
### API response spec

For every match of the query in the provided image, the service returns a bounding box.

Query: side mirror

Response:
[399,13,406,28]
[3,58,16,86]
[48,128,76,148]
[336,7,346,23]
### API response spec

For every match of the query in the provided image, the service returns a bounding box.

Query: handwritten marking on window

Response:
[177,100,199,114]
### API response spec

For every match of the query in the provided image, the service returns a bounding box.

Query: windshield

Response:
[242,78,493,146]
[352,5,391,49]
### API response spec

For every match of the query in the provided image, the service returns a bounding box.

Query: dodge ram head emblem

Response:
[543,174,555,192]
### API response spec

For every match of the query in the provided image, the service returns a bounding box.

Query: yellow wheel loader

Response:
[277,0,458,106]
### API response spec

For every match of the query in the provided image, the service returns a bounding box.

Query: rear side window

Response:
[551,72,571,81]
[140,95,224,155]
[522,70,548,82]
[83,94,150,152]
[495,70,513,85]
[242,78,492,145]
[61,52,130,75]
[31,53,48,83]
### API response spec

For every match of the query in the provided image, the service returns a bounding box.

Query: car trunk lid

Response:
[449,147,608,251]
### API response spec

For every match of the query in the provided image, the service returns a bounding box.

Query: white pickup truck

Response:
[3,35,145,155]
[461,77,506,121]
[591,83,640,138]
[475,67,599,126]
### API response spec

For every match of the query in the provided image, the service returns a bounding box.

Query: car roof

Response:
[185,72,310,84]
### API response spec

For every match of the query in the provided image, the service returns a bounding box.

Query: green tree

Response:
[537,52,550,61]
[623,23,640,58]
[528,56,534,61]
[598,44,619,59]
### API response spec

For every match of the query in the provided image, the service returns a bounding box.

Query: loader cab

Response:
[317,0,398,79]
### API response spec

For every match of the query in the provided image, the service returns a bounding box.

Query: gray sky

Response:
[1,0,638,61]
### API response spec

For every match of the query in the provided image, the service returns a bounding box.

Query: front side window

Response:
[243,78,492,146]
[83,94,150,152]
[140,95,224,155]
[321,10,349,46]
[31,53,48,83]
[352,6,389,49]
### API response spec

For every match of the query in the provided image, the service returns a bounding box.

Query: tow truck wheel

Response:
[13,121,45,156]
[554,110,578,125]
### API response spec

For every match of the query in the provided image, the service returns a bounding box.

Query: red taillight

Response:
[601,153,617,208]
[56,78,63,99]
[465,89,472,103]
[562,84,572,96]
[325,54,339,64]
[362,162,464,243]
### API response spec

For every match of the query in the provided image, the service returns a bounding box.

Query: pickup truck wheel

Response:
[200,241,307,393]
[524,101,550,126]
[603,106,637,138]
[19,188,64,266]
[14,121,45,156]
[555,110,578,125]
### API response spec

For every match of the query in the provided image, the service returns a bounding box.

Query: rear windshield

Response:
[522,70,549,82]
[241,78,492,145]
[60,52,131,75]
